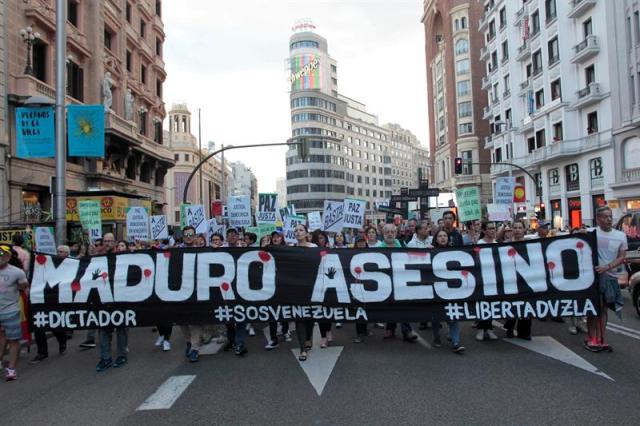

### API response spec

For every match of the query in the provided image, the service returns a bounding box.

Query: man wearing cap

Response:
[0,245,29,380]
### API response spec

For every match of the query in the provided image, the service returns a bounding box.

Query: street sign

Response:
[390,195,417,203]
[408,188,440,198]
[377,206,405,215]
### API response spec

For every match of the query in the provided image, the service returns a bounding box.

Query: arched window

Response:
[455,39,469,55]
[624,137,640,169]
[461,17,467,29]
[454,19,459,31]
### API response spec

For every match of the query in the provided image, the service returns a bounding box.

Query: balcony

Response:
[503,89,511,98]
[454,174,481,186]
[482,75,491,90]
[516,42,531,61]
[484,135,494,150]
[519,117,534,133]
[519,79,531,96]
[571,35,599,63]
[491,162,515,176]
[105,111,139,142]
[619,168,640,183]
[491,95,500,106]
[480,46,489,60]
[520,130,612,167]
[479,15,489,32]
[483,106,492,120]
[515,6,526,23]
[568,0,597,19]
[571,82,606,109]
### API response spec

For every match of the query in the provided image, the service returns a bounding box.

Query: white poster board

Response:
[256,193,278,224]
[35,226,56,255]
[487,203,512,222]
[206,218,226,244]
[323,200,344,232]
[342,198,366,229]
[150,215,169,240]
[126,207,150,240]
[283,215,305,244]
[495,177,516,205]
[307,211,322,231]
[183,204,208,234]
[228,195,252,228]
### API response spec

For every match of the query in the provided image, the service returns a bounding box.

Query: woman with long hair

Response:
[475,221,499,341]
[365,226,379,247]
[503,219,532,340]
[294,224,316,361]
[311,230,334,346]
[333,231,347,248]
[265,232,291,349]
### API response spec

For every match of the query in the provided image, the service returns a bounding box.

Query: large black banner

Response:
[29,233,600,330]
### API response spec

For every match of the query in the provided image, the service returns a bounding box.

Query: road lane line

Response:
[137,375,196,411]
[607,322,640,336]
[606,325,640,341]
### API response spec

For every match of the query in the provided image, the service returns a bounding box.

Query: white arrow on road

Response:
[291,324,343,396]
[504,335,613,381]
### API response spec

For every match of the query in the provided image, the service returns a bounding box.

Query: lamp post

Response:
[19,26,40,76]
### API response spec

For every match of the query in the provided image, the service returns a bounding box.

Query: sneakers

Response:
[486,330,499,340]
[80,339,96,349]
[432,337,442,348]
[162,340,171,352]
[246,324,256,336]
[235,346,248,356]
[475,330,485,341]
[568,326,578,335]
[113,356,128,368]
[402,332,418,343]
[5,368,17,381]
[576,323,589,334]
[30,354,48,364]
[284,331,292,342]
[265,341,279,350]
[96,358,113,372]
[452,344,466,354]
[154,335,164,347]
[374,323,385,329]
[336,322,343,329]
[188,349,200,362]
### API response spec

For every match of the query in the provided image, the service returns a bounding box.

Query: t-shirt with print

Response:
[0,264,27,314]
[593,227,628,278]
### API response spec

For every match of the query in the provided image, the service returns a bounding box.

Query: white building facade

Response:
[480,0,622,228]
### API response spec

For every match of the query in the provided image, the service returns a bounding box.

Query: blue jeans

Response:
[99,328,128,360]
[431,320,461,346]
[225,323,247,349]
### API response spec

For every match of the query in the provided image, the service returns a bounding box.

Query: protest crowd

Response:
[0,205,630,381]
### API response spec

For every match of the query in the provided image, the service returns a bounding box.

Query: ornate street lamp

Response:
[19,26,40,76]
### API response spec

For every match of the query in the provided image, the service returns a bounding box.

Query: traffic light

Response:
[297,138,309,161]
[454,157,463,175]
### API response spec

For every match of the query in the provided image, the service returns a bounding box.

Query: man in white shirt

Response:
[586,206,627,352]
[407,221,432,248]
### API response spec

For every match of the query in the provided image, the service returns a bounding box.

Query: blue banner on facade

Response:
[67,105,105,157]
[15,107,55,158]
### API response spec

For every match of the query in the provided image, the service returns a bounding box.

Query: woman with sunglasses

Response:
[475,221,499,341]
[293,224,316,361]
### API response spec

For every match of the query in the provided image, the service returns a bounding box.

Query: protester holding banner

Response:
[333,232,348,248]
[294,224,316,361]
[407,221,433,249]
[210,233,224,248]
[179,226,206,362]
[0,245,29,380]
[587,206,627,352]
[365,226,379,248]
[311,230,335,346]
[475,221,499,342]
[504,220,532,340]
[96,235,129,372]
[223,228,243,247]
[462,220,482,246]
[441,211,463,247]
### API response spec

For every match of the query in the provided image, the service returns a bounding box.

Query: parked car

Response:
[615,212,640,317]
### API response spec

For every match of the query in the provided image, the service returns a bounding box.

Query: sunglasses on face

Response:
[184,232,195,237]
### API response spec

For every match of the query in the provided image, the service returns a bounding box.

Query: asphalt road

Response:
[4,291,640,425]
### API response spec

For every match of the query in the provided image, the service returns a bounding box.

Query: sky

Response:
[163,0,429,192]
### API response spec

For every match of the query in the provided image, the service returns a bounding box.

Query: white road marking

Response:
[137,375,196,411]
[606,322,640,341]
[415,333,433,349]
[504,336,613,381]
[292,324,343,396]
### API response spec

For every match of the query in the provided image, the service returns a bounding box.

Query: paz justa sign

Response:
[29,234,600,330]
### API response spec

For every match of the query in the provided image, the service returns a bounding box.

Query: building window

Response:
[635,12,640,44]
[154,121,163,143]
[585,64,595,85]
[545,0,557,23]
[156,38,162,56]
[461,150,472,175]
[141,65,147,84]
[67,0,78,27]
[565,163,580,191]
[632,75,636,106]
[628,16,633,48]
[590,157,603,188]
[140,20,146,38]
[104,28,113,50]
[535,129,546,149]
[126,50,132,72]
[552,122,563,141]
[139,110,147,136]
[155,0,162,16]
[550,79,561,100]
[457,80,470,97]
[455,39,469,55]
[495,147,502,163]
[456,59,469,75]
[461,17,467,29]
[501,40,509,61]
[532,50,543,75]
[503,74,510,96]
[66,61,83,101]
[458,123,473,134]
[535,89,544,109]
[458,101,472,118]
[549,169,560,191]
[548,37,559,65]
[583,17,593,37]
[624,137,640,169]
[126,3,132,22]
[499,7,507,28]
[587,111,598,134]
[32,41,47,83]
[185,154,190,162]
[531,10,540,35]
[174,154,179,161]
[156,79,162,97]
[488,20,496,40]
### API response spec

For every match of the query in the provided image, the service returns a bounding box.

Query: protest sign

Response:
[207,218,226,244]
[257,193,278,224]
[342,198,365,229]
[34,227,56,255]
[78,200,102,240]
[16,107,55,158]
[150,215,169,240]
[126,207,150,240]
[182,204,208,234]
[67,105,105,157]
[455,187,482,222]
[228,196,252,228]
[29,234,600,329]
[323,201,344,232]
[487,204,512,222]
[495,177,516,205]
[283,214,305,244]
[307,211,322,231]
[429,208,447,224]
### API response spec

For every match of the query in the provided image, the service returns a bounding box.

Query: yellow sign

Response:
[66,196,147,221]
[0,229,33,247]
